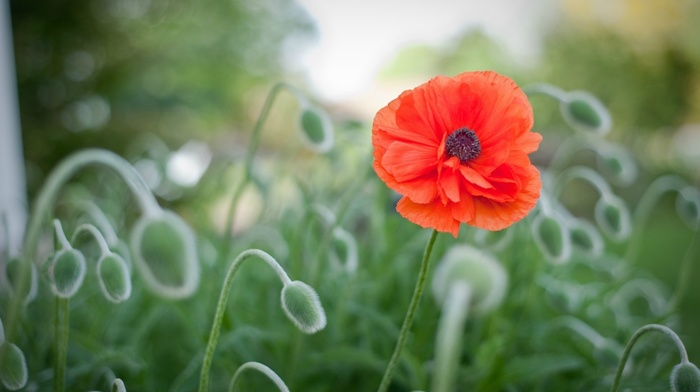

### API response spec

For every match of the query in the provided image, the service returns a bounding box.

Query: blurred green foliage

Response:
[11,0,314,191]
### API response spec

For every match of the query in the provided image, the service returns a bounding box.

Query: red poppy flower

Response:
[372,71,541,237]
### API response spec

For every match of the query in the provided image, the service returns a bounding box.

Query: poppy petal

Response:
[397,197,460,237]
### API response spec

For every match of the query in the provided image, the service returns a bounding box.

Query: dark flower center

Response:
[445,128,481,163]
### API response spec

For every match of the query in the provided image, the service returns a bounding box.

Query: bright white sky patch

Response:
[293,0,559,102]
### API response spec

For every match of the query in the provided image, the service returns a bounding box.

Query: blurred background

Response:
[3,0,700,376]
[7,0,700,184]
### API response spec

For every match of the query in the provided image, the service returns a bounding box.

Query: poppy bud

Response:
[49,249,87,298]
[595,195,632,242]
[331,228,358,274]
[299,105,334,153]
[676,187,700,231]
[568,218,604,257]
[560,91,612,135]
[670,362,700,392]
[532,213,571,264]
[597,145,637,186]
[97,253,132,303]
[431,245,507,314]
[280,280,326,334]
[1,258,38,304]
[0,341,28,390]
[130,210,199,299]
[112,378,127,392]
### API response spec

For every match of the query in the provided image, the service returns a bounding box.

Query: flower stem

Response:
[228,362,290,392]
[624,175,686,265]
[54,297,70,392]
[198,249,291,392]
[610,324,689,392]
[220,82,291,260]
[377,229,439,392]
[668,228,700,311]
[432,281,472,392]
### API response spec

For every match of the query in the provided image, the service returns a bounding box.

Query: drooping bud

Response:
[0,341,28,390]
[532,213,571,264]
[299,105,334,153]
[568,218,604,257]
[130,210,199,299]
[560,91,612,135]
[595,195,632,242]
[97,253,132,303]
[597,144,637,186]
[280,280,326,334]
[1,258,38,304]
[431,245,507,314]
[331,228,358,274]
[49,249,87,298]
[670,362,700,392]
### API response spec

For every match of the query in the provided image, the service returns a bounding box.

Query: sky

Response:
[292,0,560,103]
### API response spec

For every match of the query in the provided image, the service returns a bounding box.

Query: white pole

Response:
[0,0,27,258]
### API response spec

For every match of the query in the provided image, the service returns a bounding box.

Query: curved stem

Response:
[432,281,472,392]
[308,159,373,287]
[548,134,592,173]
[610,324,689,392]
[220,82,295,259]
[71,223,111,256]
[228,362,290,392]
[198,249,291,392]
[74,200,119,247]
[6,149,159,341]
[52,220,72,250]
[54,297,70,392]
[551,165,612,200]
[668,228,700,311]
[624,175,686,265]
[522,83,567,102]
[377,229,439,392]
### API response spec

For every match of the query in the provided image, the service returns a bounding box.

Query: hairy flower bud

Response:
[597,145,637,186]
[671,362,700,392]
[568,218,604,257]
[595,195,632,242]
[299,105,334,153]
[280,280,326,334]
[97,253,132,303]
[130,210,199,299]
[532,213,571,264]
[0,341,28,390]
[560,91,611,135]
[49,249,87,298]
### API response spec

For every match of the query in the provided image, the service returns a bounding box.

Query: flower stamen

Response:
[445,128,481,163]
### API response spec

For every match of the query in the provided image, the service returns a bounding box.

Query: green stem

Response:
[610,324,689,392]
[668,228,700,311]
[377,229,439,392]
[522,83,567,102]
[624,175,686,265]
[308,159,372,287]
[228,362,290,392]
[54,297,70,392]
[220,82,295,260]
[198,249,291,392]
[432,281,472,392]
